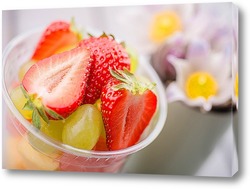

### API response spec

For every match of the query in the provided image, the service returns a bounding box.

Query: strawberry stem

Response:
[109,68,156,95]
[20,85,64,129]
[120,41,126,48]
[70,17,83,40]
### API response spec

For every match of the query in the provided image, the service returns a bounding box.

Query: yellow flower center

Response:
[150,11,182,43]
[234,73,238,97]
[185,72,218,100]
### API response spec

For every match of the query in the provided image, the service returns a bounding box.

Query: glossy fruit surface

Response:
[22,46,91,127]
[101,69,157,150]
[62,104,103,150]
[32,20,81,61]
[18,60,36,81]
[40,119,64,142]
[10,85,32,120]
[79,35,130,104]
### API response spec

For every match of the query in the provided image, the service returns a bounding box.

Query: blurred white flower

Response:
[151,32,186,82]
[166,38,232,112]
[151,3,236,83]
[106,4,196,55]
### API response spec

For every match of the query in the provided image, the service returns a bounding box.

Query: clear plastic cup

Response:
[2,28,167,173]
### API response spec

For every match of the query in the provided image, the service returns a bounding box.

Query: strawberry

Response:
[22,46,91,128]
[101,68,157,150]
[92,136,109,151]
[32,19,82,61]
[78,34,130,104]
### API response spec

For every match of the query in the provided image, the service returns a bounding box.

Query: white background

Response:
[0,0,249,188]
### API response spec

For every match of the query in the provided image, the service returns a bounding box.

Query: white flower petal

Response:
[202,102,213,112]
[165,32,186,47]
[168,56,192,89]
[231,55,238,109]
[208,85,232,106]
[166,82,186,103]
[209,52,231,85]
[186,38,210,66]
[166,82,213,112]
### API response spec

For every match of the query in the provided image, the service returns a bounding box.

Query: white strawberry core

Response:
[24,47,90,109]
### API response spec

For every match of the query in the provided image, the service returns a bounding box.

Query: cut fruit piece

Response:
[22,46,91,128]
[10,85,33,120]
[32,20,82,61]
[4,136,25,170]
[40,119,64,142]
[79,34,130,104]
[62,104,103,150]
[92,136,108,151]
[17,135,60,171]
[27,132,60,155]
[92,122,108,151]
[101,69,157,150]
[18,60,36,82]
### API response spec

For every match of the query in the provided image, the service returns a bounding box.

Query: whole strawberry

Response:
[32,19,82,61]
[79,34,130,104]
[101,68,157,150]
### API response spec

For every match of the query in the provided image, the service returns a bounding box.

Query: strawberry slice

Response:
[32,20,82,61]
[101,69,157,150]
[22,46,91,128]
[92,136,109,151]
[79,34,130,104]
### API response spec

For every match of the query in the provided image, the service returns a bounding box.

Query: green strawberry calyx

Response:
[20,85,64,129]
[109,68,156,95]
[70,17,83,41]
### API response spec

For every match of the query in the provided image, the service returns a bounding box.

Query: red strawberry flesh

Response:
[32,21,80,61]
[79,36,130,104]
[101,77,157,150]
[22,46,91,118]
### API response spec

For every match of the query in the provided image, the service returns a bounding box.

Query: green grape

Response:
[18,60,35,81]
[27,119,64,155]
[94,98,101,111]
[62,104,103,150]
[40,119,64,142]
[10,85,32,120]
[27,132,58,155]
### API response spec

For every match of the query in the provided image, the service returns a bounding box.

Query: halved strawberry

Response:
[79,34,130,104]
[92,136,109,151]
[101,69,157,150]
[32,19,82,61]
[22,46,91,128]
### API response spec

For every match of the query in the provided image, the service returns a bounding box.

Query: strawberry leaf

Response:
[45,107,65,120]
[87,33,94,37]
[37,105,49,124]
[110,68,156,95]
[23,100,34,111]
[109,34,115,40]
[32,109,41,129]
[20,85,31,100]
[120,41,126,48]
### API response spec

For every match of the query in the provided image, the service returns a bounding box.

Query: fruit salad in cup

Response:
[4,19,160,172]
